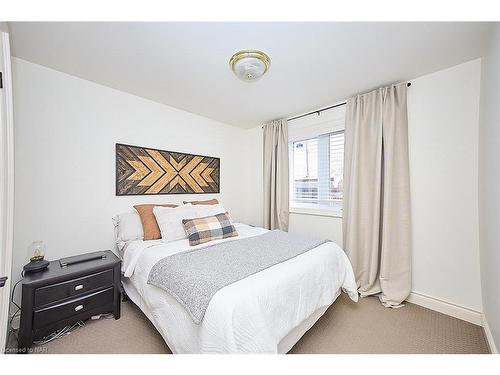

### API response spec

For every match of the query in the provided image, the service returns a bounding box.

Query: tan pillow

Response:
[134,204,177,240]
[183,198,219,205]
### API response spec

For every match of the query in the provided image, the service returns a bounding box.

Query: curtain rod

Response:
[286,82,412,122]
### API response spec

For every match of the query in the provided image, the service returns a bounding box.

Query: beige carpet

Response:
[14,293,489,354]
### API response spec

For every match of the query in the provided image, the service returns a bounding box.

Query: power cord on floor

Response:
[90,313,115,320]
[32,312,116,346]
[32,321,85,346]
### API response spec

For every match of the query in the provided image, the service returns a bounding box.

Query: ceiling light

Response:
[229,50,271,82]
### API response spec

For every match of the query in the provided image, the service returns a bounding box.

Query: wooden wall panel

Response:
[116,143,220,195]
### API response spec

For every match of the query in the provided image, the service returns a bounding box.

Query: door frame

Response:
[0,29,15,353]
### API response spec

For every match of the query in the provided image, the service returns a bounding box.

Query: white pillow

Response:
[194,203,226,217]
[154,204,200,242]
[112,211,144,242]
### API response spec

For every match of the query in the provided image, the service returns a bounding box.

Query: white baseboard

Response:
[482,316,498,354]
[406,291,482,326]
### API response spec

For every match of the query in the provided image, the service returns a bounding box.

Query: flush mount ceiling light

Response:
[229,50,271,82]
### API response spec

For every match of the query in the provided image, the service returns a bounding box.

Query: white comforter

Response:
[121,223,358,353]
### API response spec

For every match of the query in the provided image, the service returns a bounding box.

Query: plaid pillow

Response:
[182,212,238,246]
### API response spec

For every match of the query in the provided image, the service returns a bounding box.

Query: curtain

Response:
[343,83,411,307]
[263,119,289,231]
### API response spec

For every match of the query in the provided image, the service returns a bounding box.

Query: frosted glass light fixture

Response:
[229,50,271,82]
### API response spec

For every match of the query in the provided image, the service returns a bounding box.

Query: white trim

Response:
[0,31,15,353]
[288,103,345,142]
[406,291,482,326]
[289,207,342,218]
[482,315,498,354]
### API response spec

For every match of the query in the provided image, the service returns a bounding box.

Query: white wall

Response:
[408,59,482,311]
[290,214,343,245]
[478,24,500,350]
[240,125,264,227]
[286,59,483,312]
[11,58,257,287]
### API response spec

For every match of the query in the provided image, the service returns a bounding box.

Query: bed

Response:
[119,222,358,354]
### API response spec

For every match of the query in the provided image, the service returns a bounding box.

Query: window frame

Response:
[288,105,345,218]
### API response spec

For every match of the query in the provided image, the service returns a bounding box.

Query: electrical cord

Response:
[31,312,115,346]
[6,308,21,346]
[31,312,116,346]
[9,308,20,331]
[10,275,23,310]
[6,271,24,348]
[91,313,115,320]
[9,272,24,328]
[33,321,85,346]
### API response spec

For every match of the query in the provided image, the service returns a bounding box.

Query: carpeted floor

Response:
[12,293,490,354]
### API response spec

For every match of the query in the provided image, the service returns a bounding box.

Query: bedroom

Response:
[0,1,499,372]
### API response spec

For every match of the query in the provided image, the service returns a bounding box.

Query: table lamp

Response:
[23,241,49,273]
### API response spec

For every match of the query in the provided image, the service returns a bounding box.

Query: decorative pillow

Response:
[134,204,177,240]
[153,204,200,242]
[182,212,238,246]
[183,198,219,205]
[112,212,144,242]
[194,203,226,218]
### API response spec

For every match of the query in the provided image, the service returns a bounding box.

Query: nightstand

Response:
[18,250,121,351]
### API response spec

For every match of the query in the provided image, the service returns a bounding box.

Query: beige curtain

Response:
[343,83,411,307]
[263,119,289,231]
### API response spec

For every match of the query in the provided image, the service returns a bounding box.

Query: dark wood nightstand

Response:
[18,250,121,351]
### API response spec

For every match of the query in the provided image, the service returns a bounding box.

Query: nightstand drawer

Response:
[33,287,114,329]
[34,269,113,307]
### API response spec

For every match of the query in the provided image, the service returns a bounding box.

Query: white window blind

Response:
[292,137,318,202]
[288,105,345,214]
[329,131,344,203]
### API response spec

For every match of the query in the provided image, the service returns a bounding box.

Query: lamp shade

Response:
[24,240,49,273]
[28,241,46,261]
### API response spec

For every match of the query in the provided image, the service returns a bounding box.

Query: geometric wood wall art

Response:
[116,143,220,195]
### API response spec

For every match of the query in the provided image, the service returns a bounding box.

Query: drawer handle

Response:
[74,304,84,312]
[74,284,84,291]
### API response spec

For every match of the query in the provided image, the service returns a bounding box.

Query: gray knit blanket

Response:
[147,230,329,324]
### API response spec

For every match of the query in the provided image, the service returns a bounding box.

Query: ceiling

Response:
[8,22,493,128]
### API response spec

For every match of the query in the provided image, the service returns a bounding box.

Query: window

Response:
[290,131,344,212]
[288,106,345,216]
